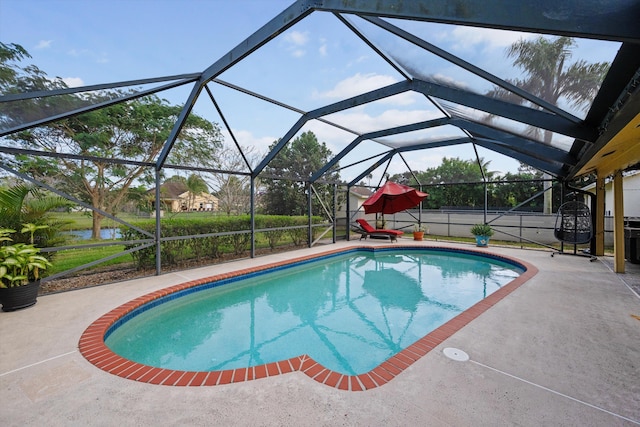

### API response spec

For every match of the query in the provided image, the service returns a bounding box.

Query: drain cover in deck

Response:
[443,347,469,362]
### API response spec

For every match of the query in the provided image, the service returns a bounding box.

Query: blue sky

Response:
[1,0,622,183]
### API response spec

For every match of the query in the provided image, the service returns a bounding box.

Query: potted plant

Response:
[470,223,494,247]
[413,223,426,241]
[0,224,52,312]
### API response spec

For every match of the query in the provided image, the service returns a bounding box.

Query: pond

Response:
[64,228,122,240]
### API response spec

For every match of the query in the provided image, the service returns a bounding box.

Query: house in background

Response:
[345,186,373,215]
[150,182,219,213]
[583,170,640,217]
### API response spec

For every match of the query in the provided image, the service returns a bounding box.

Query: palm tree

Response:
[0,183,71,247]
[186,174,209,211]
[487,36,609,213]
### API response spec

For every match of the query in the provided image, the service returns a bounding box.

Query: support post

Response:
[595,174,606,256]
[543,173,552,214]
[308,182,313,248]
[483,181,488,224]
[613,170,625,273]
[250,176,255,258]
[155,169,162,276]
[346,185,351,241]
[333,184,337,243]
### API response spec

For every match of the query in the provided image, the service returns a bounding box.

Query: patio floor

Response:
[1,240,639,426]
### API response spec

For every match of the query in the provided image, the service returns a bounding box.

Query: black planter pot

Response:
[0,280,40,312]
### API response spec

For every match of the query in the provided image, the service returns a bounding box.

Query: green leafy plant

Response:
[470,223,494,237]
[0,225,52,288]
[413,223,426,232]
[0,183,71,248]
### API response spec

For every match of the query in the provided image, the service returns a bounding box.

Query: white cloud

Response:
[447,27,534,52]
[66,48,109,64]
[222,129,273,158]
[35,40,53,49]
[319,44,327,56]
[335,108,443,133]
[62,77,84,87]
[225,107,491,182]
[347,55,369,68]
[282,30,309,57]
[284,30,309,46]
[307,108,445,155]
[314,73,403,100]
[67,48,84,57]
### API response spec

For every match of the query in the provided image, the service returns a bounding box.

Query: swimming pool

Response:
[80,245,536,390]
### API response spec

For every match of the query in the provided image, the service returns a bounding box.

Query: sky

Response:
[0,0,622,184]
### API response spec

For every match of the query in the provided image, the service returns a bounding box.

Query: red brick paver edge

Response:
[79,245,537,391]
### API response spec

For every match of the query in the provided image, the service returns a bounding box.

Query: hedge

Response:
[121,214,323,270]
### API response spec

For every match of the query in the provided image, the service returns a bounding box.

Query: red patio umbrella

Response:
[362,181,428,214]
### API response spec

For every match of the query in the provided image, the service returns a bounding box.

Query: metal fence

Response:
[350,209,615,248]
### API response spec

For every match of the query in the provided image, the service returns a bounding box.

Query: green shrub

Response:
[470,223,494,237]
[258,216,290,249]
[121,215,321,270]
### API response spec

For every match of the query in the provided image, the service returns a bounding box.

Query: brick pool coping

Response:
[79,245,538,391]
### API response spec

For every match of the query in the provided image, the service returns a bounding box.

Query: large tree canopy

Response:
[262,131,340,216]
[390,157,493,209]
[2,43,224,238]
[487,36,609,213]
[388,158,558,210]
[10,95,223,237]
[0,42,78,130]
[498,37,609,113]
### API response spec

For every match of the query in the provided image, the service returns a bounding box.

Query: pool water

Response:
[105,248,523,375]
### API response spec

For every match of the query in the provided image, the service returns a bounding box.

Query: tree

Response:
[492,164,544,209]
[500,37,608,113]
[390,157,494,209]
[427,157,494,209]
[0,43,30,92]
[0,42,77,130]
[487,36,609,213]
[215,175,249,215]
[3,44,224,238]
[186,174,209,211]
[210,144,260,215]
[0,183,71,248]
[262,131,339,216]
[10,95,223,238]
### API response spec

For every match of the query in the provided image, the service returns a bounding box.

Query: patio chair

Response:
[551,200,596,261]
[354,218,404,242]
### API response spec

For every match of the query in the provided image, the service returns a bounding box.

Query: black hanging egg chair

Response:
[552,200,596,260]
[554,200,593,244]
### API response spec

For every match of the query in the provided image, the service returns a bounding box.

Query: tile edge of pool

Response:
[78,245,538,391]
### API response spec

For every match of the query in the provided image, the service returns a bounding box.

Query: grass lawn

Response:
[53,212,143,231]
[48,243,132,275]
[52,211,223,231]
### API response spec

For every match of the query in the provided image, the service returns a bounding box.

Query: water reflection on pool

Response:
[105,248,524,375]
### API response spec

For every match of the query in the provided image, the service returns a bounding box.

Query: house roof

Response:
[350,186,373,199]
[153,182,188,200]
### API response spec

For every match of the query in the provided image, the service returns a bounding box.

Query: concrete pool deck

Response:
[1,240,639,426]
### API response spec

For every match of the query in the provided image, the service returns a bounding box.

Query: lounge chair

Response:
[354,218,404,242]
